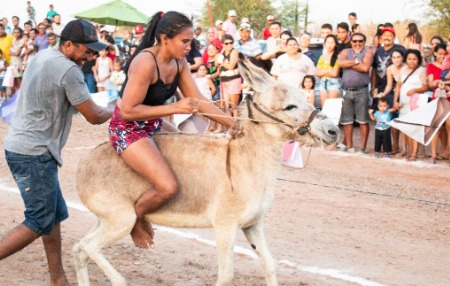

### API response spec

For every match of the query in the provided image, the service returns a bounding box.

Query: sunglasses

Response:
[352,39,364,43]
[223,42,233,45]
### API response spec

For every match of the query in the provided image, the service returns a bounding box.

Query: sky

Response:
[0,0,427,29]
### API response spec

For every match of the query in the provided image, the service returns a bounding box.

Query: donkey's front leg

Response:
[242,220,277,286]
[214,224,239,286]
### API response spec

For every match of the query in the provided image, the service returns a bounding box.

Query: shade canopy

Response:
[73,0,149,26]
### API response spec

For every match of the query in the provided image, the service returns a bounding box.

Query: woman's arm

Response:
[221,49,239,70]
[93,58,99,81]
[381,67,394,96]
[394,80,402,109]
[177,59,236,128]
[207,78,216,96]
[406,69,429,95]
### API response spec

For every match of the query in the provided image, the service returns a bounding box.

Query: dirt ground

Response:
[0,115,449,286]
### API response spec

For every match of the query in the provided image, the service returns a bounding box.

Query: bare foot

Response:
[130,220,154,249]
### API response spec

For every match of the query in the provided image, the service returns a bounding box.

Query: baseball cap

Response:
[61,19,107,51]
[239,23,251,32]
[267,15,274,21]
[381,26,395,36]
[215,20,223,26]
[134,24,144,34]
[242,17,250,24]
[228,10,236,17]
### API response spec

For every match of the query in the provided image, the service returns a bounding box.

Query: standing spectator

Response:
[186,39,202,75]
[271,37,315,90]
[368,97,396,158]
[11,16,20,30]
[348,12,357,30]
[1,19,111,284]
[315,34,341,107]
[320,23,333,40]
[26,1,36,25]
[351,24,361,34]
[1,18,11,34]
[22,28,37,66]
[218,34,241,118]
[34,22,49,52]
[47,4,58,20]
[372,24,385,50]
[262,21,283,62]
[371,27,406,153]
[425,35,444,64]
[195,64,216,100]
[110,58,126,92]
[234,23,262,61]
[262,30,292,61]
[426,43,449,163]
[338,33,374,153]
[131,24,144,46]
[47,32,59,49]
[23,21,33,34]
[202,27,222,64]
[404,23,424,56]
[205,43,223,132]
[263,15,275,40]
[194,26,206,52]
[94,48,113,92]
[0,49,7,101]
[336,22,351,53]
[394,49,429,161]
[299,32,314,62]
[222,10,237,39]
[300,75,316,105]
[51,14,65,36]
[0,23,14,65]
[215,20,224,39]
[8,27,25,91]
[376,49,406,155]
[81,51,98,93]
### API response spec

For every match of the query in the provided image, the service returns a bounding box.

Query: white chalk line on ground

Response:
[0,182,385,286]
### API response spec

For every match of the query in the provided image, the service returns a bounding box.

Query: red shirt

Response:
[263,27,271,40]
[426,63,450,101]
[202,38,222,64]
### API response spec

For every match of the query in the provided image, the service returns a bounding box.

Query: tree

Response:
[424,0,450,38]
[199,0,275,38]
[276,0,309,35]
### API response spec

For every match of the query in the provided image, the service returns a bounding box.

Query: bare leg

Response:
[391,127,400,154]
[121,138,179,249]
[431,130,440,160]
[229,93,240,118]
[319,91,328,108]
[343,124,353,149]
[360,123,369,150]
[0,224,40,259]
[408,137,419,160]
[400,133,408,157]
[42,223,71,286]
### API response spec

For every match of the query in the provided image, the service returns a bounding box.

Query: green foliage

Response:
[425,0,450,37]
[278,0,307,34]
[199,0,275,38]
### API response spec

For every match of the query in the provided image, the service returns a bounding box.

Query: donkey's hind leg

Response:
[214,224,239,286]
[242,220,278,286]
[73,220,101,286]
[74,205,137,286]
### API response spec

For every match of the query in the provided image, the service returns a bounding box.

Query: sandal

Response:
[436,155,449,160]
[430,158,436,164]
[407,155,417,161]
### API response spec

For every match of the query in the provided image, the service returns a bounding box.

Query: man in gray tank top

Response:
[338,32,374,153]
[1,19,112,284]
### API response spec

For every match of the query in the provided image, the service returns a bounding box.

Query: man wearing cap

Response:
[215,20,224,38]
[263,15,275,40]
[222,10,237,39]
[131,24,144,45]
[1,19,112,284]
[234,23,262,60]
[371,26,406,154]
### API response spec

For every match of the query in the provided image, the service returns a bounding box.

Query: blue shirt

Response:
[234,39,262,58]
[374,110,392,130]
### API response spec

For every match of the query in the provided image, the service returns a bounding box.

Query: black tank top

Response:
[120,50,180,106]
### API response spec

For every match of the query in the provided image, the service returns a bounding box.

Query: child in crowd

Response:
[93,48,113,92]
[440,40,450,82]
[300,75,315,106]
[110,58,126,92]
[0,49,8,101]
[368,97,397,158]
[195,64,216,101]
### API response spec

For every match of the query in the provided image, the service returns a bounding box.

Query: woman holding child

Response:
[427,43,449,163]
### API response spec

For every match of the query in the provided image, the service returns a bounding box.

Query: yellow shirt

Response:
[316,56,339,79]
[0,34,14,64]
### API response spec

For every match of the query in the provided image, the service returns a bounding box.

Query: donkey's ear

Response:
[237,54,274,93]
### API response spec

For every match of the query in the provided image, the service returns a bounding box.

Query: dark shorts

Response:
[108,106,162,155]
[340,87,370,125]
[5,150,68,235]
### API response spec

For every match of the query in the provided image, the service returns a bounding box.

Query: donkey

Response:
[73,57,338,286]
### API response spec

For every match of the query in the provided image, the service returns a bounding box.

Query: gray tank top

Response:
[341,48,370,88]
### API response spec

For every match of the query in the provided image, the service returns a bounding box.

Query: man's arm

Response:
[75,99,113,125]
[352,50,374,73]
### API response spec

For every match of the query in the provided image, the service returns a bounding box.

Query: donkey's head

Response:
[237,55,338,145]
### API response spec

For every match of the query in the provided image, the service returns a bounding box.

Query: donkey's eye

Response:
[283,105,297,111]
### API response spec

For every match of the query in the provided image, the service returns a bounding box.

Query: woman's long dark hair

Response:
[406,22,422,44]
[123,11,192,74]
[324,34,339,67]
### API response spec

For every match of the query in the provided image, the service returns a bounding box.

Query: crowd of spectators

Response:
[0,6,449,164]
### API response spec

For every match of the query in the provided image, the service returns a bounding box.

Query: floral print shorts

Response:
[108,106,162,155]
